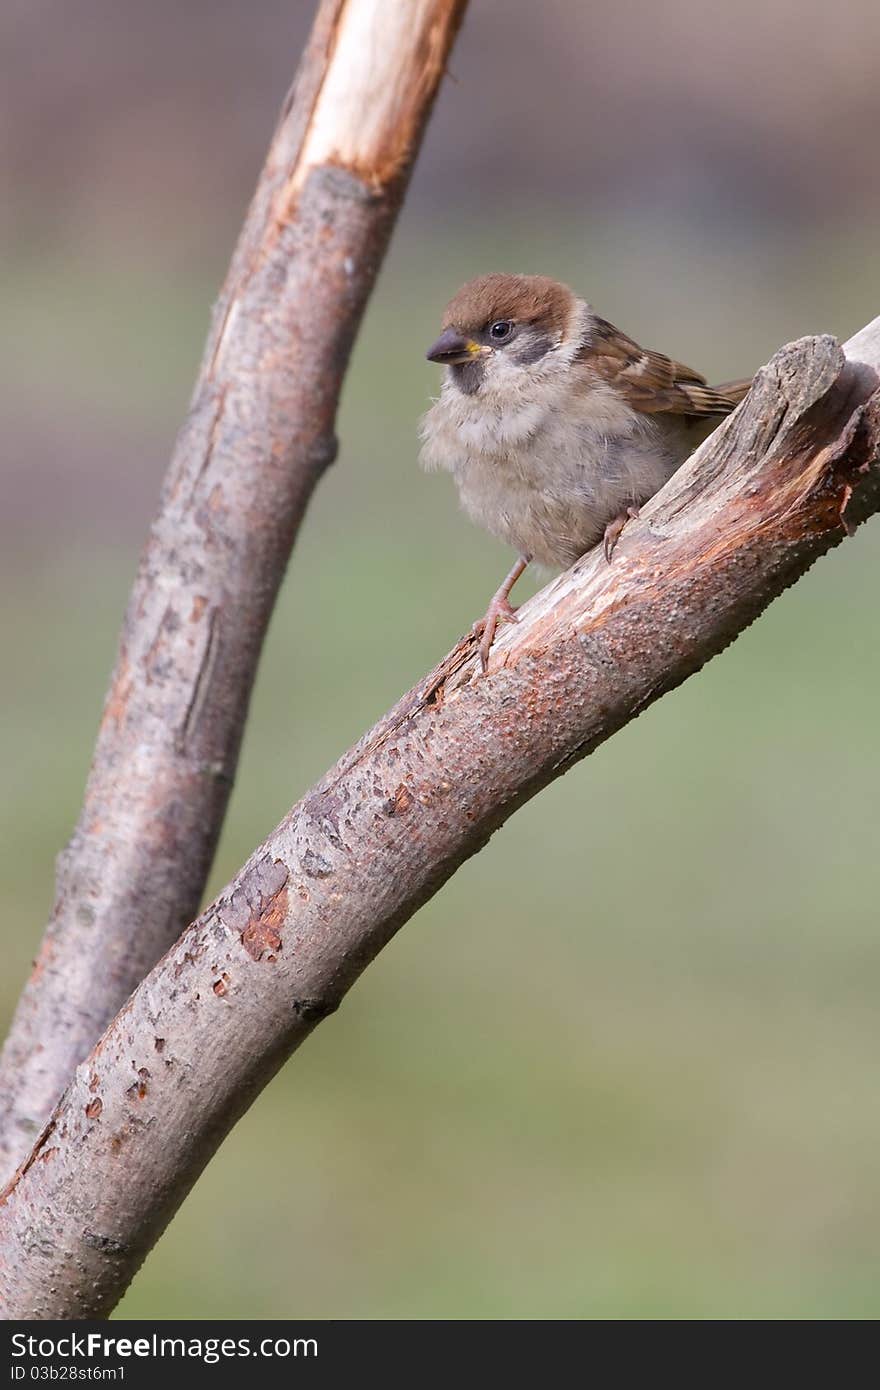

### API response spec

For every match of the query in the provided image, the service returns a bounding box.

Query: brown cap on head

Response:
[441,273,575,341]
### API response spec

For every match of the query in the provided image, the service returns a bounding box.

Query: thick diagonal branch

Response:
[0,0,469,1184]
[1,325,878,1319]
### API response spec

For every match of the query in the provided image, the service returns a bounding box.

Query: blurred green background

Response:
[3,1,880,1320]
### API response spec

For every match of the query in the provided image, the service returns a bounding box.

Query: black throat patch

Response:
[450,359,486,396]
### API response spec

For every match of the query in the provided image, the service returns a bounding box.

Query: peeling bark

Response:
[1,321,878,1319]
[0,0,469,1184]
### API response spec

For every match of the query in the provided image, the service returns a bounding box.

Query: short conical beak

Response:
[426,327,481,365]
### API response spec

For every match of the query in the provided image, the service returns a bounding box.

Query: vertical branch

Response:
[0,0,469,1184]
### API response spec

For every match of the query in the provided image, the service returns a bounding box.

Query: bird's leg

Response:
[603,505,640,562]
[473,554,530,673]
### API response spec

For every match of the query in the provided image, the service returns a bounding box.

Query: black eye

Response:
[489,320,513,342]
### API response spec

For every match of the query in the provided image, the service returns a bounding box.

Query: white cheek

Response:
[420,335,582,463]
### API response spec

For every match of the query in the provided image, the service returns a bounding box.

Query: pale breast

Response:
[420,373,698,569]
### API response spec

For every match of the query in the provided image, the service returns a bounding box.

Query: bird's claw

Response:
[603,505,640,562]
[473,598,519,673]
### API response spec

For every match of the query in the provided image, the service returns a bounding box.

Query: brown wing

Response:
[583,315,750,418]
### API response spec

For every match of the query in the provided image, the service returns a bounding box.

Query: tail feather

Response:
[712,377,753,408]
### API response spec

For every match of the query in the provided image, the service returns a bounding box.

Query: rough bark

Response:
[1,321,878,1319]
[0,0,469,1185]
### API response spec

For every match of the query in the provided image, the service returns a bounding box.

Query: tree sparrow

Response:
[420,273,752,670]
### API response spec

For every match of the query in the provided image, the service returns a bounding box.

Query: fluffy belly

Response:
[420,374,710,569]
[455,429,682,568]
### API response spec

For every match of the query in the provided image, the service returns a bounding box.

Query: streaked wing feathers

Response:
[583,315,750,417]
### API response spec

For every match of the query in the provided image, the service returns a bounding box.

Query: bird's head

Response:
[425,273,578,394]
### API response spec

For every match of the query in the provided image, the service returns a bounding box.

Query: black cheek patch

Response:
[451,359,486,396]
[511,330,554,366]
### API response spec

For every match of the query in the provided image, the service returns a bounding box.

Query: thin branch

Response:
[1,322,878,1318]
[0,0,469,1184]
